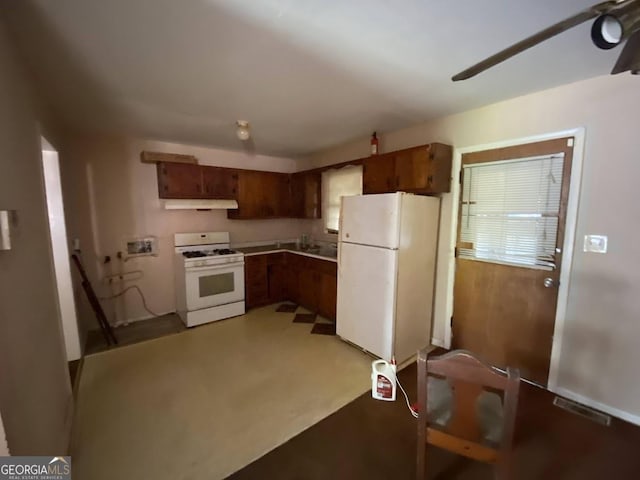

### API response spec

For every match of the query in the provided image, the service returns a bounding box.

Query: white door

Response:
[337,242,398,360]
[340,193,401,249]
[185,264,245,310]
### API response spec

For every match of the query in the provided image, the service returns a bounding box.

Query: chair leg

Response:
[416,443,426,480]
[494,455,512,480]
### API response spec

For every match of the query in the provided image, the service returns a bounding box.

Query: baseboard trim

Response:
[553,387,640,426]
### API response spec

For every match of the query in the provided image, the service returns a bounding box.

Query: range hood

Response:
[163,199,238,210]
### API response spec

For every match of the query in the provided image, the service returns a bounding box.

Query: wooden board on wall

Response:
[140,151,198,165]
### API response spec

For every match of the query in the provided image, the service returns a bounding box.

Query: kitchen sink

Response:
[299,245,337,259]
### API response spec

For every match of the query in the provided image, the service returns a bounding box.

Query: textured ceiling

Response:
[1,0,625,157]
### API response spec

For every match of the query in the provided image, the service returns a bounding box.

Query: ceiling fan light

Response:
[236,120,250,141]
[592,15,623,49]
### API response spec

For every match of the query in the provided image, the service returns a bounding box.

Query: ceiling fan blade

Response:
[611,28,640,73]
[452,1,620,81]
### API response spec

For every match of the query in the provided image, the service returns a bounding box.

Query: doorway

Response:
[41,137,82,361]
[452,137,574,385]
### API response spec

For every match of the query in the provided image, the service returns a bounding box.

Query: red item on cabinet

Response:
[371,132,379,155]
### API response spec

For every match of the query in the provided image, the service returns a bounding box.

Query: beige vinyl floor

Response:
[71,305,373,480]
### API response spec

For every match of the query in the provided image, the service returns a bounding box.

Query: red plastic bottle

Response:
[371,131,379,155]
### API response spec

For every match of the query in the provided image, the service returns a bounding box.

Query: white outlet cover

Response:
[583,234,607,253]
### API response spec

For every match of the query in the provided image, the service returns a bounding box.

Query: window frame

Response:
[321,164,363,234]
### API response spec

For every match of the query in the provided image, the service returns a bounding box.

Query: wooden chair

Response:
[416,349,520,479]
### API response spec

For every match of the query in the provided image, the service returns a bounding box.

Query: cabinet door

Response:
[427,143,453,193]
[274,173,291,217]
[245,255,268,309]
[289,173,304,218]
[284,253,300,304]
[228,170,261,219]
[290,172,321,218]
[267,253,286,303]
[363,154,395,194]
[303,172,321,218]
[395,144,453,194]
[157,162,203,199]
[395,147,430,191]
[202,166,238,199]
[298,265,319,312]
[318,272,337,321]
[230,171,290,219]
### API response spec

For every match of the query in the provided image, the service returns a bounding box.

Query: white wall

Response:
[0,21,73,454]
[59,135,313,328]
[304,73,640,422]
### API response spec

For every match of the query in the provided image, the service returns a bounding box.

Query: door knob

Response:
[543,277,555,288]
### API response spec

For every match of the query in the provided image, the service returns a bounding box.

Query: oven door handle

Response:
[185,262,244,273]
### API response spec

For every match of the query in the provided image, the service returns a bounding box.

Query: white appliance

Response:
[336,193,440,364]
[174,232,245,327]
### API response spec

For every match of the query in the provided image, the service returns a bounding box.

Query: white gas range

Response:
[174,232,245,327]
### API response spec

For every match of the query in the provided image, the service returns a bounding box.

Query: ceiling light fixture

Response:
[236,120,250,141]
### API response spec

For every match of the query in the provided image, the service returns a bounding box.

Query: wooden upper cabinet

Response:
[427,143,454,193]
[157,162,240,200]
[363,143,453,195]
[395,143,453,193]
[274,173,291,218]
[228,170,290,219]
[157,161,204,198]
[202,167,238,199]
[363,153,396,194]
[395,148,429,191]
[290,171,321,219]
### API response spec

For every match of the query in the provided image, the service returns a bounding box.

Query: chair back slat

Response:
[446,379,484,441]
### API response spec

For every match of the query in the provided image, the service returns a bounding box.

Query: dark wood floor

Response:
[227,362,640,479]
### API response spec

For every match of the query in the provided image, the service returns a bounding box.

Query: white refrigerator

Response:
[336,192,440,364]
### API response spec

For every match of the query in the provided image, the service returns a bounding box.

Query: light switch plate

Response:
[583,234,607,253]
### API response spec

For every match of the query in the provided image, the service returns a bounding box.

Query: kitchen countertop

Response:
[235,242,338,263]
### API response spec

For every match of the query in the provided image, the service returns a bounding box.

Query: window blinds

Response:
[459,153,564,270]
[322,165,363,233]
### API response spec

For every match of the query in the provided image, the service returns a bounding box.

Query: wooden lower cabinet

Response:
[298,267,319,312]
[318,271,337,320]
[245,255,268,309]
[267,253,287,303]
[244,252,337,320]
